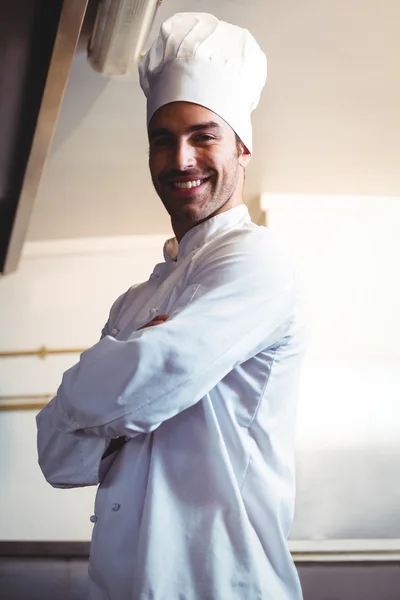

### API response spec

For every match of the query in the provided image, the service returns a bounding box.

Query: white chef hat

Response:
[139,12,267,153]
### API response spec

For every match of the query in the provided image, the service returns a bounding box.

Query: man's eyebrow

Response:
[188,121,221,133]
[149,127,171,141]
[149,121,221,140]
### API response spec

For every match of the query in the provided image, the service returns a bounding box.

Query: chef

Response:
[37,12,305,600]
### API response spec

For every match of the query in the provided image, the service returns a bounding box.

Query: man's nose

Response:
[173,140,196,170]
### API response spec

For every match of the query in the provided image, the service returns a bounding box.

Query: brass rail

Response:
[0,346,87,359]
[0,394,53,411]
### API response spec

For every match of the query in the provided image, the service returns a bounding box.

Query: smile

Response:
[173,179,203,189]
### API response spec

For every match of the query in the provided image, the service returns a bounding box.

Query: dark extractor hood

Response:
[0,0,88,275]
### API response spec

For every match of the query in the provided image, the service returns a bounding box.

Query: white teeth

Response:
[174,179,202,189]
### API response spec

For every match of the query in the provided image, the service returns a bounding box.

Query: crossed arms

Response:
[36,232,296,487]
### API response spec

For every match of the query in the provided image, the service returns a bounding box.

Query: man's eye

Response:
[152,137,173,148]
[195,134,215,142]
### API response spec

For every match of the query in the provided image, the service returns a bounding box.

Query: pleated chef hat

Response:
[139,12,267,153]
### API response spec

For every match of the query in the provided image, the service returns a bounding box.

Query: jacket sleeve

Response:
[36,289,130,488]
[50,231,299,439]
[36,398,113,488]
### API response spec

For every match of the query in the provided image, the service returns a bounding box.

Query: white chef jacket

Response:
[37,205,305,600]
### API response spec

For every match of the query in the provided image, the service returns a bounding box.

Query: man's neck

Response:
[173,200,244,243]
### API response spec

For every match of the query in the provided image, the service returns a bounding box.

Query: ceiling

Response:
[27,0,400,241]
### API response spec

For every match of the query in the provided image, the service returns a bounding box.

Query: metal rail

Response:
[0,346,86,359]
[0,394,53,411]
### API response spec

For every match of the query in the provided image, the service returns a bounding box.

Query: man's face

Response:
[148,102,250,239]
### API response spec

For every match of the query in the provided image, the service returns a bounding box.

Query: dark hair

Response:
[235,133,244,155]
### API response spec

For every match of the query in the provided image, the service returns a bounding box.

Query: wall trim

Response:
[261,193,400,214]
[290,539,400,562]
[22,234,171,259]
[1,540,400,562]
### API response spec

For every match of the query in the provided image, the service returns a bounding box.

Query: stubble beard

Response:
[154,150,241,227]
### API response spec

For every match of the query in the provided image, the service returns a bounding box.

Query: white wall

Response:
[263,194,400,543]
[262,194,400,363]
[0,234,168,540]
[1,197,400,544]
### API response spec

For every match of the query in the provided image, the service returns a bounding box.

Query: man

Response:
[37,12,305,600]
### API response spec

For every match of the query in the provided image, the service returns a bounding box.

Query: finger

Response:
[148,315,169,326]
[138,315,169,330]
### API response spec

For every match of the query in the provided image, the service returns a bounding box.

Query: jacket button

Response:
[111,503,121,512]
[90,515,98,523]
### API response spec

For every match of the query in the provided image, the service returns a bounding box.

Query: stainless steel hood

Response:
[0,0,88,274]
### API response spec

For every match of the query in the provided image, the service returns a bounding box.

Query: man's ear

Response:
[238,142,252,168]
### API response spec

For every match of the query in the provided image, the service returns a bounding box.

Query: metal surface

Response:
[0,540,399,563]
[87,0,160,75]
[0,541,90,557]
[1,558,400,600]
[0,1,63,273]
[0,346,87,359]
[3,0,89,274]
[0,394,52,411]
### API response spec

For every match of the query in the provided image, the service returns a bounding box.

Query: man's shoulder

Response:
[202,220,287,264]
[189,221,297,299]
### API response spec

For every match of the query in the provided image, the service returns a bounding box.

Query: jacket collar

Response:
[163,205,250,263]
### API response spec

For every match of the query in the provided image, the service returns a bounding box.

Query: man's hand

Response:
[138,314,169,330]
